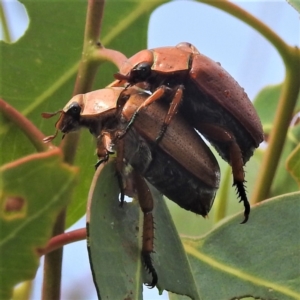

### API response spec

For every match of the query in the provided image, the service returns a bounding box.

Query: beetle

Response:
[111,42,264,223]
[42,86,220,288]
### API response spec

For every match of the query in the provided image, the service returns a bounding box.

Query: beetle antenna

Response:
[43,130,58,143]
[41,110,62,119]
[113,72,129,81]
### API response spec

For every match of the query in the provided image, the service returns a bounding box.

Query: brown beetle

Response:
[42,87,220,288]
[112,42,264,223]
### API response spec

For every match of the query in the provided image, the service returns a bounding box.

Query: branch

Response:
[0,98,48,152]
[38,228,87,256]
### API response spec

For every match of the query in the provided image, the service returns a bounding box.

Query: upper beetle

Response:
[112,42,264,223]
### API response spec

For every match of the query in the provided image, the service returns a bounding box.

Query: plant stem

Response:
[0,98,48,152]
[42,1,106,299]
[199,0,290,61]
[73,0,105,95]
[251,47,300,203]
[61,0,106,164]
[213,165,231,223]
[42,210,66,300]
[93,47,128,70]
[38,229,86,256]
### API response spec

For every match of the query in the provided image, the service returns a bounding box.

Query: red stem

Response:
[93,47,128,70]
[38,228,87,256]
[0,98,48,152]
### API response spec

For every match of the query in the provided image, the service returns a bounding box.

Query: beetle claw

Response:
[234,181,250,224]
[114,170,125,206]
[143,252,158,288]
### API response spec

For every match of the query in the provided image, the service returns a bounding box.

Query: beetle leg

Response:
[95,132,125,205]
[95,132,113,169]
[119,84,184,146]
[115,135,126,206]
[118,86,167,139]
[197,123,249,223]
[155,85,184,144]
[132,170,157,288]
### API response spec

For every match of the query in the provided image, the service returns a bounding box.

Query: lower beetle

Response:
[42,86,220,288]
[112,42,264,223]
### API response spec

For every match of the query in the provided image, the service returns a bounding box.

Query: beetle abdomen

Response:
[182,82,258,164]
[124,130,217,216]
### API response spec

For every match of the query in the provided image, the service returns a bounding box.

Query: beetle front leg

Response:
[197,123,250,223]
[117,86,167,139]
[118,85,184,146]
[155,85,184,144]
[132,170,157,288]
[95,133,112,169]
[96,132,125,205]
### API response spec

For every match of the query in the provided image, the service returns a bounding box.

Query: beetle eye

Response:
[132,62,151,80]
[67,102,81,118]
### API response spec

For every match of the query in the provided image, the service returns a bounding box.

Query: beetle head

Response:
[59,101,82,133]
[114,62,152,85]
[42,95,84,143]
[113,49,155,86]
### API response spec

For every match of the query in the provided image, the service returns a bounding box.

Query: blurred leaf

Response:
[87,160,199,299]
[286,143,300,186]
[252,83,299,197]
[271,124,300,196]
[253,83,300,135]
[181,192,300,300]
[0,0,167,228]
[287,0,300,12]
[0,149,77,300]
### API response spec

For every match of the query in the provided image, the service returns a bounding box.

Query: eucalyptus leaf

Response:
[87,160,200,299]
[182,192,300,300]
[0,149,77,300]
[0,0,168,229]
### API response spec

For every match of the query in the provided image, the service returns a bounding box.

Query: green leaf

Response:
[252,83,300,197]
[271,124,300,196]
[182,192,300,300]
[253,83,300,135]
[0,0,167,228]
[0,149,77,300]
[286,0,300,13]
[286,142,300,186]
[87,160,200,299]
[87,160,142,300]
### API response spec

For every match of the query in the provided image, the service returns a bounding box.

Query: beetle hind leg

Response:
[143,250,158,289]
[230,140,250,223]
[234,180,250,224]
[132,170,158,288]
[197,123,250,222]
